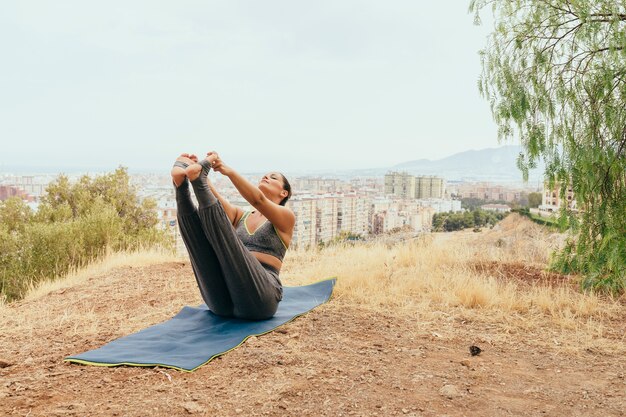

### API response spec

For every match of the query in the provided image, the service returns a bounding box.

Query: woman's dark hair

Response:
[279,173,292,206]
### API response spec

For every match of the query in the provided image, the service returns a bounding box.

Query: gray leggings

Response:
[175,176,282,320]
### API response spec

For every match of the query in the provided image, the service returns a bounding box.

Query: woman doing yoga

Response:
[171,151,294,320]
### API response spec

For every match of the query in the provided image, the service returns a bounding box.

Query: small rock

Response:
[439,384,463,399]
[23,357,34,365]
[183,402,204,414]
[0,360,12,368]
[469,345,482,356]
[460,359,471,367]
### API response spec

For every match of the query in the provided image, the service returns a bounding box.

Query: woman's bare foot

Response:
[185,153,218,181]
[171,154,198,187]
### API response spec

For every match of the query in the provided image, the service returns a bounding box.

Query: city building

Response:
[384,172,416,199]
[290,197,318,249]
[315,197,339,244]
[0,169,455,251]
[370,198,435,235]
[0,175,52,202]
[337,195,369,237]
[418,198,462,214]
[416,176,446,199]
[454,182,529,203]
[385,172,446,199]
[288,194,371,248]
[540,183,576,212]
[481,203,511,213]
[0,185,32,202]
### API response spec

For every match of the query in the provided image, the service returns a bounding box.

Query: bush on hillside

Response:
[0,168,172,302]
[432,209,507,232]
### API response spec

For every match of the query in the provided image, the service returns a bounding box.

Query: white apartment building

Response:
[411,206,435,231]
[288,194,371,248]
[371,197,393,213]
[541,183,576,212]
[418,198,462,214]
[316,197,339,244]
[338,195,369,237]
[371,199,435,234]
[481,203,511,213]
[381,208,403,231]
[290,197,318,249]
[294,178,348,194]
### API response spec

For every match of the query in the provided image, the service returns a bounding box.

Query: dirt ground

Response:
[1,260,625,417]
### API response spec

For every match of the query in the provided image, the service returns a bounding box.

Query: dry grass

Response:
[0,249,183,351]
[2,248,182,307]
[2,214,623,356]
[282,214,625,354]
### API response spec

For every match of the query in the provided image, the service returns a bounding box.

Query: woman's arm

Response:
[209,155,295,233]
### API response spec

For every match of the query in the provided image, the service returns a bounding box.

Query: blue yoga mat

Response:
[65,278,335,372]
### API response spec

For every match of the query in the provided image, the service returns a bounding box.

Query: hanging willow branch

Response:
[470,0,626,292]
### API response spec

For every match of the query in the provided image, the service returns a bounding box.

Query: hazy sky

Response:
[0,1,500,173]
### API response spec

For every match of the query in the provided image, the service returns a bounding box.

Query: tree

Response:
[432,213,446,231]
[461,197,486,210]
[0,197,32,233]
[470,1,626,292]
[527,192,542,208]
[432,209,507,232]
[473,209,487,226]
[1,168,171,302]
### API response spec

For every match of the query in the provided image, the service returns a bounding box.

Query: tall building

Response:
[290,198,318,249]
[415,176,445,199]
[288,194,371,248]
[385,172,446,199]
[384,172,416,199]
[316,197,339,244]
[337,195,369,237]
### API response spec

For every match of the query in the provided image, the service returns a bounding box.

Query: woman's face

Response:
[259,172,287,201]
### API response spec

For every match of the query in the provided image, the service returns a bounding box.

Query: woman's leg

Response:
[173,158,234,316]
[188,161,282,320]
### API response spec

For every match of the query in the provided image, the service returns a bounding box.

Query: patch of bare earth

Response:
[470,261,575,288]
[0,262,623,417]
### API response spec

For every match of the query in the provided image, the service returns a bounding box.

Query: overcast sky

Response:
[0,1,501,174]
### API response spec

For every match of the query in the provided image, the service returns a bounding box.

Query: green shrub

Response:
[0,168,172,302]
[432,209,508,232]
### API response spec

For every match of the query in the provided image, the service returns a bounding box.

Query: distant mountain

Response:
[283,145,546,182]
[392,145,545,182]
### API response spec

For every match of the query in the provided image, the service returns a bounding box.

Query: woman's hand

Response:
[207,151,233,176]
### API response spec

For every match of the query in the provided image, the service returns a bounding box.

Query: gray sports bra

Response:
[235,211,288,262]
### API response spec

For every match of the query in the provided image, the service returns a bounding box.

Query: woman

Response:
[171,151,294,320]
